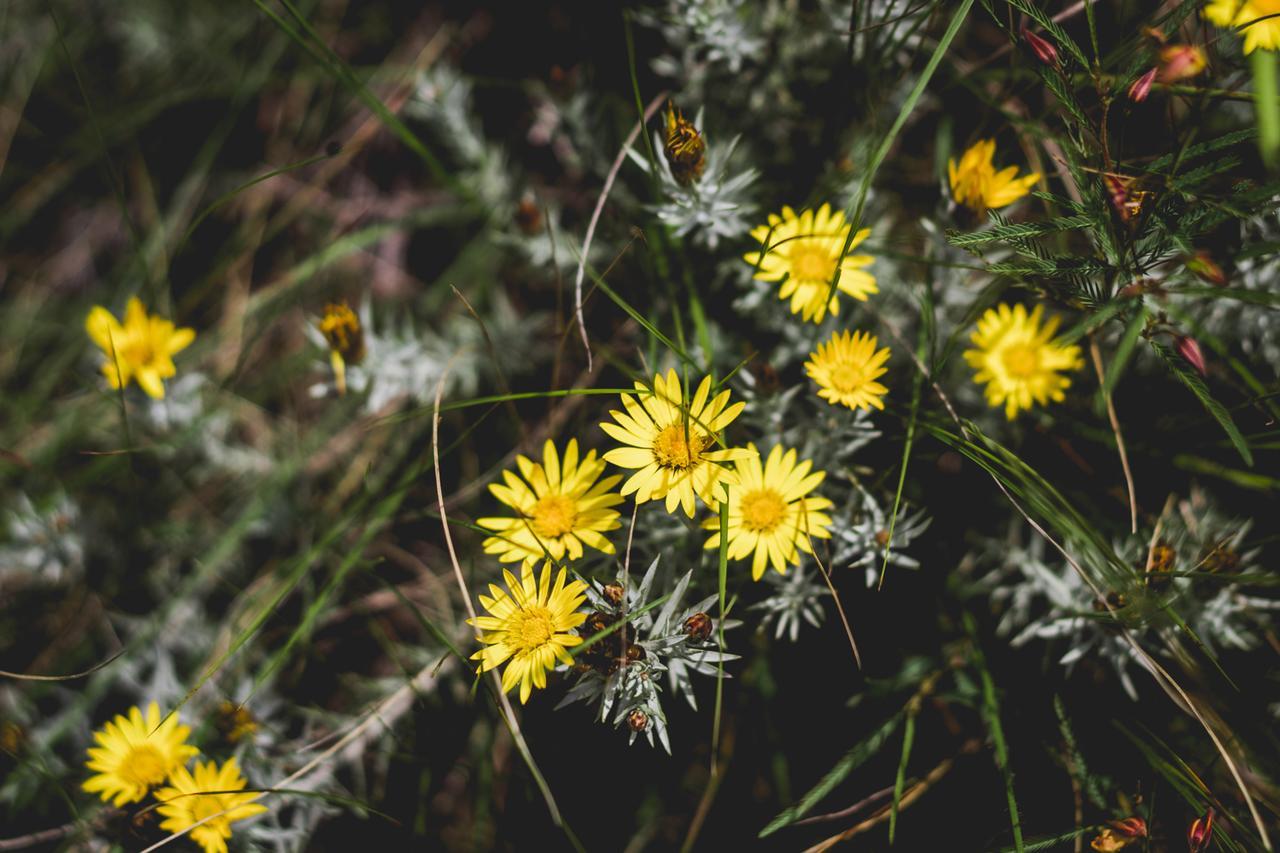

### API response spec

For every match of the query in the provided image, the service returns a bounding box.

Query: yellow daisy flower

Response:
[963,303,1084,420]
[154,757,267,853]
[1205,0,1280,53]
[805,329,891,411]
[477,438,625,567]
[600,369,753,518]
[743,203,878,323]
[82,701,199,807]
[948,140,1040,214]
[85,297,196,400]
[468,561,589,703]
[703,443,834,581]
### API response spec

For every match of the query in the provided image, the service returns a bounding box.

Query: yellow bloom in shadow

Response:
[600,369,753,518]
[948,139,1040,214]
[154,757,267,853]
[477,438,625,567]
[703,443,834,581]
[85,297,195,399]
[468,561,589,703]
[963,303,1083,419]
[82,702,199,807]
[743,203,878,323]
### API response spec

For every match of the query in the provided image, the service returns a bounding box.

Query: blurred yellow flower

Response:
[963,303,1083,419]
[703,443,833,581]
[317,300,365,396]
[805,329,891,412]
[468,561,588,703]
[948,139,1040,213]
[85,297,195,400]
[1204,0,1280,53]
[155,757,266,853]
[600,369,753,517]
[743,203,878,323]
[82,702,198,807]
[478,439,624,567]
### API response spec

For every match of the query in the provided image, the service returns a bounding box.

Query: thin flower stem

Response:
[1089,338,1138,534]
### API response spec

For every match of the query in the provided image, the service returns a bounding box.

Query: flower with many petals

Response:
[743,203,878,323]
[703,443,833,580]
[155,758,267,853]
[85,297,195,400]
[963,303,1083,419]
[948,140,1040,214]
[805,330,891,412]
[468,561,588,703]
[1205,0,1280,53]
[600,369,753,517]
[83,702,199,807]
[478,439,624,567]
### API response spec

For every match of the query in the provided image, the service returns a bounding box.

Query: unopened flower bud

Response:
[1187,808,1215,853]
[1108,817,1147,839]
[683,612,713,641]
[1176,335,1207,377]
[1158,44,1207,83]
[1128,67,1157,103]
[602,582,624,606]
[628,709,649,732]
[1022,29,1059,65]
[1187,250,1227,287]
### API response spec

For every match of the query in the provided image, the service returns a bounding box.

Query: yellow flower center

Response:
[191,794,229,825]
[509,606,556,653]
[740,488,789,533]
[829,362,869,393]
[792,244,836,282]
[121,339,157,368]
[122,745,167,787]
[1001,343,1040,378]
[653,424,707,470]
[530,494,577,539]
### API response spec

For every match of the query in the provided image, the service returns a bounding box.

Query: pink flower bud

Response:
[1158,44,1207,83]
[1177,335,1207,377]
[1108,817,1147,839]
[1022,29,1059,65]
[1187,808,1215,853]
[1128,67,1157,103]
[1187,250,1227,287]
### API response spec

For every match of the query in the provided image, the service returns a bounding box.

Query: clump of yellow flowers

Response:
[84,702,265,853]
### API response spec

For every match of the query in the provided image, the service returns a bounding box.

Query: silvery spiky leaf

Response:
[751,561,830,642]
[560,557,738,751]
[137,372,272,475]
[0,492,83,584]
[830,486,931,588]
[628,118,759,249]
[638,0,765,81]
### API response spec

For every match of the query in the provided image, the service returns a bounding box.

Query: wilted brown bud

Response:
[1187,250,1227,287]
[627,709,649,732]
[215,701,259,745]
[663,101,706,186]
[1119,277,1160,298]
[515,196,543,235]
[0,721,23,755]
[1158,44,1207,82]
[625,643,646,663]
[1092,591,1128,612]
[1187,808,1215,853]
[1022,29,1059,65]
[1201,542,1240,574]
[874,529,892,548]
[1176,335,1207,377]
[602,583,625,607]
[583,611,613,638]
[1128,67,1157,103]
[683,611,713,641]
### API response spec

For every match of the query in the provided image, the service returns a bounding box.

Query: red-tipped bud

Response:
[1108,817,1147,839]
[1187,808,1215,853]
[1176,336,1207,376]
[1022,29,1059,65]
[1129,67,1157,103]
[1158,45,1207,83]
[1187,250,1227,287]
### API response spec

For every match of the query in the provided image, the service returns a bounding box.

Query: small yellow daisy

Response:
[948,140,1040,214]
[468,561,589,703]
[1204,0,1280,53]
[82,701,199,807]
[600,369,754,518]
[743,203,879,323]
[805,330,891,411]
[963,303,1084,420]
[703,443,834,581]
[85,297,196,400]
[477,438,624,567]
[154,757,267,853]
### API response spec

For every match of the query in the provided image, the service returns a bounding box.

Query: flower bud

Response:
[1158,44,1207,83]
[1022,29,1059,65]
[663,101,706,186]
[1108,818,1147,838]
[1128,67,1157,103]
[683,611,713,641]
[1176,335,1207,377]
[1187,808,1215,853]
[602,582,624,606]
[1187,250,1227,287]
[627,709,649,732]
